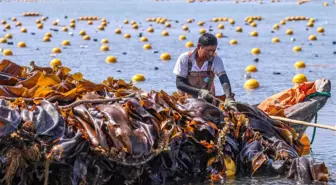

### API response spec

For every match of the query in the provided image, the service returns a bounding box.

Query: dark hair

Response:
[198,33,217,46]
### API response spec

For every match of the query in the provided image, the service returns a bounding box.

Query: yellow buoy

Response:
[5,24,11,30]
[37,23,43,29]
[12,17,17,22]
[53,21,58,26]
[179,35,187,40]
[199,28,206,34]
[294,61,306,69]
[21,27,27,33]
[43,36,51,42]
[83,35,91,40]
[250,22,257,27]
[246,18,253,24]
[52,48,62,54]
[143,43,152,50]
[16,22,22,27]
[1,20,6,25]
[124,33,131,39]
[115,28,122,34]
[198,21,205,26]
[100,45,109,51]
[101,22,107,27]
[140,37,148,42]
[292,74,307,83]
[165,22,171,28]
[0,38,7,43]
[62,27,69,32]
[212,17,219,22]
[88,21,93,25]
[251,48,261,55]
[216,33,224,38]
[182,25,189,31]
[161,30,169,36]
[50,58,62,67]
[98,25,105,31]
[160,53,171,61]
[286,29,293,35]
[2,49,13,56]
[292,46,302,52]
[309,18,315,23]
[79,30,86,36]
[17,41,26,48]
[45,32,52,38]
[132,24,139,29]
[105,56,117,63]
[272,37,280,43]
[317,27,324,33]
[218,24,225,29]
[159,19,165,24]
[273,24,280,30]
[306,22,314,27]
[5,34,13,39]
[244,79,260,89]
[308,35,317,41]
[101,39,109,44]
[185,41,194,48]
[147,27,154,33]
[69,23,76,28]
[72,72,83,81]
[236,27,243,32]
[280,20,286,25]
[187,19,193,23]
[323,2,328,6]
[229,19,235,25]
[245,65,257,72]
[250,31,258,37]
[229,39,238,45]
[62,40,71,46]
[36,19,41,24]
[124,20,129,24]
[132,74,145,82]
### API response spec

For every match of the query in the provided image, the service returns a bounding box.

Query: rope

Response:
[310,113,318,144]
[305,92,331,100]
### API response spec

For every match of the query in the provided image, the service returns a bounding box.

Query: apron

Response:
[178,50,215,97]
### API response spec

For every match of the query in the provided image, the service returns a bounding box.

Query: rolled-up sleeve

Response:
[173,52,188,78]
[213,56,226,77]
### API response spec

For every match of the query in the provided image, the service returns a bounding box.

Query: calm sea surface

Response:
[0,0,335,184]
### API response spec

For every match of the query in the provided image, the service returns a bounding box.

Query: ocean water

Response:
[0,0,335,184]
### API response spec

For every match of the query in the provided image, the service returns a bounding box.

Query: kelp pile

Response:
[0,59,329,185]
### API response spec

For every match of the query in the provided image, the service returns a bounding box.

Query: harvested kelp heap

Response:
[0,59,329,185]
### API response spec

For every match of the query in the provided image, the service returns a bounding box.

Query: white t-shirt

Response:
[173,51,226,78]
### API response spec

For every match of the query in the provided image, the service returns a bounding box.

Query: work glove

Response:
[198,89,213,102]
[224,97,238,112]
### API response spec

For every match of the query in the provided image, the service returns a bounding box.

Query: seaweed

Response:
[0,60,329,185]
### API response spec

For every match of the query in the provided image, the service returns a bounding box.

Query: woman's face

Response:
[197,44,217,61]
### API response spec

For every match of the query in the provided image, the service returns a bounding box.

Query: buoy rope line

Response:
[310,113,318,144]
